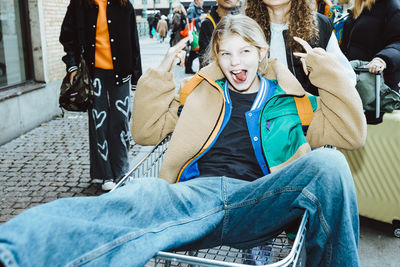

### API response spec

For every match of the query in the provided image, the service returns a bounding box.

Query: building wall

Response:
[42,0,69,82]
[0,0,66,145]
[134,0,189,11]
[0,81,61,145]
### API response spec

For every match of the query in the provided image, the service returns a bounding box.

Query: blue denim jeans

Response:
[0,148,360,267]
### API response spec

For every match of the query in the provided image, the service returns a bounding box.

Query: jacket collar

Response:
[198,62,225,81]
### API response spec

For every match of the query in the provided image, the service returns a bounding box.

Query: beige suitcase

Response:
[341,110,400,237]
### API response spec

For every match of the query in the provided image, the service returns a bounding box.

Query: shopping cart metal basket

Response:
[112,134,308,266]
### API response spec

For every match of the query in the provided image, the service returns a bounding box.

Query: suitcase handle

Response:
[354,66,370,73]
[354,66,381,119]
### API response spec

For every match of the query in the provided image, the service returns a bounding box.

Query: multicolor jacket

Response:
[132,48,367,184]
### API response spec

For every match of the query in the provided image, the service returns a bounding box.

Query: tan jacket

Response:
[132,48,367,183]
[156,20,168,38]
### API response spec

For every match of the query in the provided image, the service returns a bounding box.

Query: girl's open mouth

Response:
[231,70,247,83]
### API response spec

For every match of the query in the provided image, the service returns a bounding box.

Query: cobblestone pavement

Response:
[0,112,141,223]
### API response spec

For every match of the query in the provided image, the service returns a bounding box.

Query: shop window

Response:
[0,0,32,89]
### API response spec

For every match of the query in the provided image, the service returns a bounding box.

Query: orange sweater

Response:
[94,0,113,69]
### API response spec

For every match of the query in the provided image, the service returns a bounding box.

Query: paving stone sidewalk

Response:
[0,111,143,223]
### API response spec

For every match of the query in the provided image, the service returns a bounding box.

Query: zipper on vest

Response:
[258,95,282,174]
[176,81,226,182]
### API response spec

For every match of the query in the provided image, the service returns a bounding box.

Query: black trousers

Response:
[88,68,130,181]
[185,50,198,72]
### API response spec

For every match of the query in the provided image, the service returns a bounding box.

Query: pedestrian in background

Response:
[185,0,207,74]
[59,0,142,191]
[152,12,161,39]
[340,0,400,92]
[156,15,169,43]
[170,3,187,47]
[147,15,155,38]
[198,0,239,67]
[245,0,356,96]
[316,0,333,16]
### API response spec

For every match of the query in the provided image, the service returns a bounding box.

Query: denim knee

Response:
[308,148,355,195]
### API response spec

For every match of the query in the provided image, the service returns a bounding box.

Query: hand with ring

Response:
[367,57,386,74]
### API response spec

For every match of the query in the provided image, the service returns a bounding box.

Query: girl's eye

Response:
[220,52,230,56]
[243,49,251,53]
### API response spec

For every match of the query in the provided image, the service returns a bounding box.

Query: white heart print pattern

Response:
[115,96,130,118]
[93,78,102,97]
[92,109,106,129]
[97,141,108,161]
[120,130,130,149]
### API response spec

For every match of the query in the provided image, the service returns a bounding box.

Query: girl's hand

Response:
[367,57,386,74]
[292,36,314,76]
[157,37,189,73]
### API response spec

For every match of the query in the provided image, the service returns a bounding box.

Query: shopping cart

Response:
[112,134,309,266]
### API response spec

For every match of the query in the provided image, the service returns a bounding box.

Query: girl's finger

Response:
[300,58,309,76]
[178,51,186,67]
[293,52,306,58]
[293,36,312,53]
[369,66,378,74]
[176,37,189,49]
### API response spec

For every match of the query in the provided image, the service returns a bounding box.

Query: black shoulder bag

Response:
[59,7,94,112]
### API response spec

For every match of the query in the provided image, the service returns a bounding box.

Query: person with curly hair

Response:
[245,0,355,96]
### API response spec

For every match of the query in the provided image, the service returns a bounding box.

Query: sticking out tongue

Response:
[233,70,247,82]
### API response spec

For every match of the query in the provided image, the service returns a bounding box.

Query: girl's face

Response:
[217,34,266,93]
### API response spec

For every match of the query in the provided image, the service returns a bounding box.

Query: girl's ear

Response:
[259,47,268,61]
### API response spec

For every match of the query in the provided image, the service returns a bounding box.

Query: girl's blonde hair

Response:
[352,0,376,19]
[173,3,187,16]
[204,14,269,73]
[245,0,318,52]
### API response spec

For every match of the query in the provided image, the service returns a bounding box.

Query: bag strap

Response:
[294,96,314,126]
[179,73,205,104]
[206,14,216,29]
[179,73,220,105]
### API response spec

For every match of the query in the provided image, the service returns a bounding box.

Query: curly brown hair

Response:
[245,0,319,52]
[79,0,128,7]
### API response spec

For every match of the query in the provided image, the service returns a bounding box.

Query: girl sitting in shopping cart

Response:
[0,14,366,267]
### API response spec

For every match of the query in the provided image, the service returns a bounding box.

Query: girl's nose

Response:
[230,54,240,66]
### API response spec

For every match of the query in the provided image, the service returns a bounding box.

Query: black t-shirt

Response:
[197,89,264,181]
